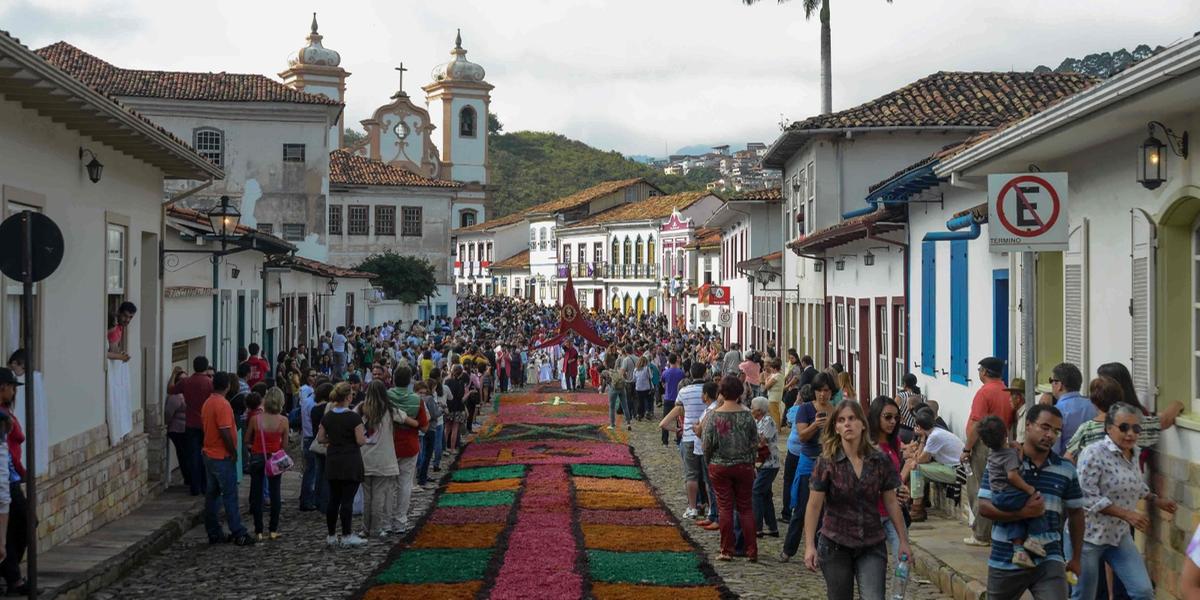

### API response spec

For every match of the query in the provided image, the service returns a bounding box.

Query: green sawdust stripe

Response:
[375,548,492,584]
[451,464,527,482]
[437,490,517,507]
[570,464,643,480]
[586,550,708,585]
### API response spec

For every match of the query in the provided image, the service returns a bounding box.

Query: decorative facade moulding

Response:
[165,286,216,299]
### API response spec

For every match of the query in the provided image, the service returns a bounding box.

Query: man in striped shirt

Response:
[978,404,1084,600]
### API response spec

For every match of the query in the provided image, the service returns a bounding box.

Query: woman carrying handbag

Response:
[246,388,291,540]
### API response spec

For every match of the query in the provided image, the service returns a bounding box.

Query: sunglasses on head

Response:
[1115,423,1143,434]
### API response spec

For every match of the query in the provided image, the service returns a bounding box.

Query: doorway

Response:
[993,270,1010,382]
[237,293,246,356]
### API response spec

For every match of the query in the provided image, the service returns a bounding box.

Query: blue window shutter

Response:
[921,241,936,375]
[950,240,969,384]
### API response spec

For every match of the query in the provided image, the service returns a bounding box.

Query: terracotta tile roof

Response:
[787,71,1098,132]
[36,42,341,106]
[452,212,525,235]
[490,249,530,270]
[269,255,376,279]
[525,178,654,215]
[953,202,989,222]
[789,207,906,254]
[565,191,715,229]
[685,227,722,250]
[728,187,782,202]
[167,205,291,243]
[329,150,460,188]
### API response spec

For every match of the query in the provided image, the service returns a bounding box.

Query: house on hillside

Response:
[764,71,1096,395]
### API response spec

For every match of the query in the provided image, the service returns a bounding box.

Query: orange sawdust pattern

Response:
[591,583,722,600]
[409,523,506,549]
[573,477,652,495]
[576,490,660,510]
[363,581,482,600]
[581,524,693,552]
[444,478,522,494]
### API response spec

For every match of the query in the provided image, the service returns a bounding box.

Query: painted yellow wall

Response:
[1036,252,1064,385]
[1156,194,1200,413]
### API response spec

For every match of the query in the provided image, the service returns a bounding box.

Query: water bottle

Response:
[891,553,910,600]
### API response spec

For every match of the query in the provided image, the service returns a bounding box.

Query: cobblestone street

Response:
[89,442,454,600]
[627,415,952,599]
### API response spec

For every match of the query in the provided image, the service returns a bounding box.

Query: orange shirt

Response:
[201,393,236,460]
[968,380,1014,429]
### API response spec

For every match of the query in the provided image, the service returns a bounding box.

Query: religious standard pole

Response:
[20,212,38,599]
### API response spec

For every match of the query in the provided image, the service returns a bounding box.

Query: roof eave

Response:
[764,125,992,169]
[936,38,1200,176]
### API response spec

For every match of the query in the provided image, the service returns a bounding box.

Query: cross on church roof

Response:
[394,63,408,96]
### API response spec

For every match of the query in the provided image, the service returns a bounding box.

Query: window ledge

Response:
[1173,413,1200,433]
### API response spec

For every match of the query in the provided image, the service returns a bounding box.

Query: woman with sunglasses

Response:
[1074,402,1177,600]
[868,395,910,558]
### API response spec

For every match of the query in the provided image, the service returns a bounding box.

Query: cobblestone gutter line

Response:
[909,545,987,600]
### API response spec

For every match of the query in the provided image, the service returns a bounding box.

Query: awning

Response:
[788,208,905,254]
[865,159,943,205]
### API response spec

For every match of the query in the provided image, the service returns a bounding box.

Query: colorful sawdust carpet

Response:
[358,390,732,600]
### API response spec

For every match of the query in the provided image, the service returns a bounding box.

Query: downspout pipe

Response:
[922,213,980,242]
[841,199,907,220]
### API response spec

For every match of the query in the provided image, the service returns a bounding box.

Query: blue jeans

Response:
[782,473,811,556]
[299,436,317,509]
[185,427,206,495]
[700,455,719,522]
[1072,536,1154,600]
[992,488,1049,543]
[882,517,900,559]
[818,535,887,600]
[608,387,630,427]
[418,429,437,485]
[203,456,246,540]
[753,467,779,533]
[433,423,445,469]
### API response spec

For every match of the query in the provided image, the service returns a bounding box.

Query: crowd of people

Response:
[150,294,1200,600]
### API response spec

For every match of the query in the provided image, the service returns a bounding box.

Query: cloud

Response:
[0,0,142,45]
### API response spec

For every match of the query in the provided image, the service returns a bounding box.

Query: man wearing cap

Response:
[961,356,1014,547]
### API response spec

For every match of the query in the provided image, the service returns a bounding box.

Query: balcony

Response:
[552,262,660,280]
[454,261,490,278]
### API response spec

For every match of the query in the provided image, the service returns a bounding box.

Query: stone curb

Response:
[909,539,987,600]
[47,499,204,600]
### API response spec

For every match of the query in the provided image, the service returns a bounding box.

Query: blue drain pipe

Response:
[923,213,980,242]
[841,202,881,219]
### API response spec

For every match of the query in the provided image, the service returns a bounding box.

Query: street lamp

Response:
[1138,121,1188,190]
[79,148,104,184]
[326,277,338,295]
[207,195,242,237]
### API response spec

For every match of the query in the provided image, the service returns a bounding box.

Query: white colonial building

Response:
[704,189,783,348]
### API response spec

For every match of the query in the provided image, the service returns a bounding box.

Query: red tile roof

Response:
[525,178,654,215]
[452,212,524,235]
[490,249,530,270]
[36,42,341,106]
[728,187,782,202]
[269,255,376,279]
[329,150,460,188]
[565,191,715,228]
[788,71,1098,132]
[685,227,722,250]
[789,207,906,254]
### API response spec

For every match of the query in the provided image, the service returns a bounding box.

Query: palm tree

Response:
[743,0,892,115]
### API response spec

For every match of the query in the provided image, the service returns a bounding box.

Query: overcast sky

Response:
[4,0,1199,156]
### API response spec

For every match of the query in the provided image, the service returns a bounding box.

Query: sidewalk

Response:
[907,514,992,600]
[39,469,305,600]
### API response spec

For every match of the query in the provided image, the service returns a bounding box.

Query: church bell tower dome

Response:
[288,13,341,68]
[430,29,486,83]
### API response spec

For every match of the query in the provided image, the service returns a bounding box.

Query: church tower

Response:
[280,13,350,150]
[423,30,493,186]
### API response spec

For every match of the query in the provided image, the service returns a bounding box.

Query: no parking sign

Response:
[988,173,1069,253]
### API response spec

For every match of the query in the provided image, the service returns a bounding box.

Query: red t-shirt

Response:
[244,356,270,388]
[392,401,429,459]
[170,372,213,429]
[4,411,25,480]
[968,380,1014,429]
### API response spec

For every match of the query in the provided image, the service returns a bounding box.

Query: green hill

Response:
[489,131,716,217]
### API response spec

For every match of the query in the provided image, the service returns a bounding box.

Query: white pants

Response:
[363,475,398,535]
[394,456,418,531]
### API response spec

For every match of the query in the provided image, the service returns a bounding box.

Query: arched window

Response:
[538,228,547,250]
[611,238,619,265]
[635,236,644,265]
[636,295,645,317]
[624,294,633,315]
[460,210,477,228]
[624,237,633,265]
[647,235,655,268]
[193,127,224,168]
[648,296,657,314]
[612,294,621,311]
[459,106,477,138]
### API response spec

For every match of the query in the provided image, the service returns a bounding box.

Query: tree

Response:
[355,252,438,305]
[488,112,504,135]
[343,127,366,147]
[742,0,892,115]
